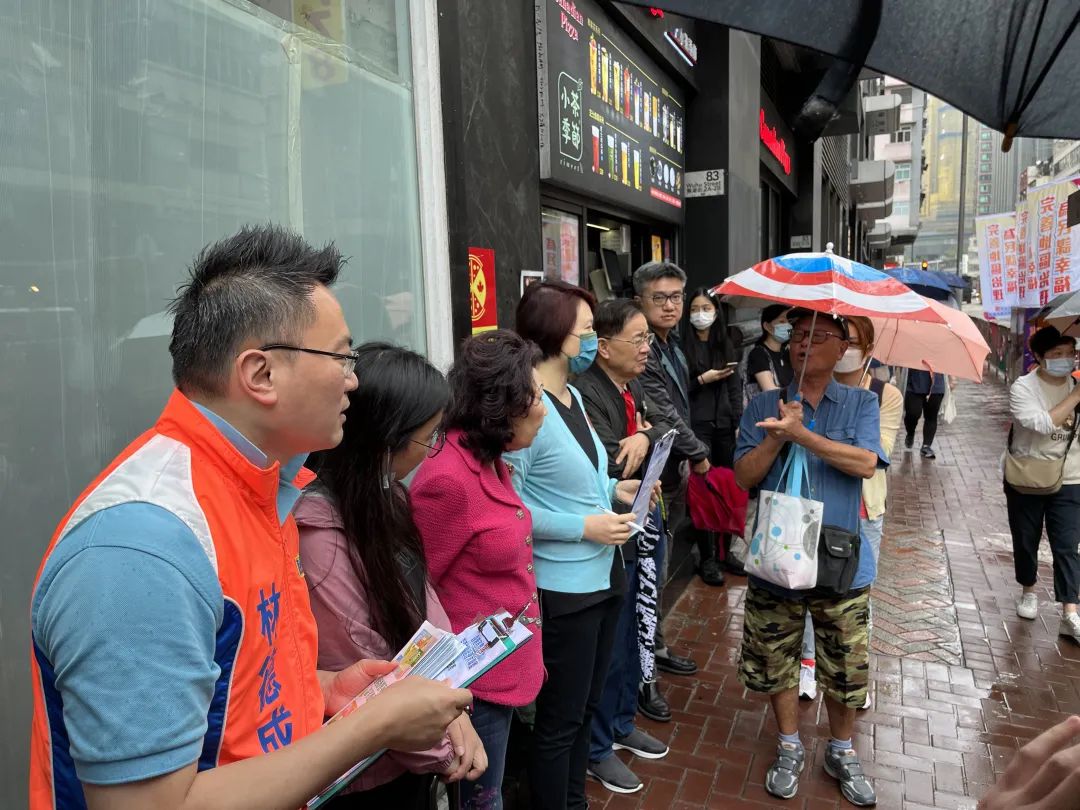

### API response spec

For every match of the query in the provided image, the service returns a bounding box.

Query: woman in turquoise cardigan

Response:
[506,280,652,810]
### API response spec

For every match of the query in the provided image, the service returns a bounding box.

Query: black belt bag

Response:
[816,524,861,595]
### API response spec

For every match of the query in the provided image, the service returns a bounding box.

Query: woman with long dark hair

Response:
[411,330,549,810]
[296,343,486,809]
[683,287,743,584]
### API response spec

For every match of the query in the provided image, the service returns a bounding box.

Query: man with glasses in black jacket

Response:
[633,262,708,707]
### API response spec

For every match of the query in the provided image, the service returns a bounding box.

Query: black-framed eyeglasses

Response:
[411,428,446,457]
[608,332,655,348]
[259,344,360,377]
[646,292,684,306]
[789,329,847,345]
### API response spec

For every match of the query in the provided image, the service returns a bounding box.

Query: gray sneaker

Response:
[824,747,877,806]
[765,742,805,800]
[587,755,643,794]
[613,727,669,759]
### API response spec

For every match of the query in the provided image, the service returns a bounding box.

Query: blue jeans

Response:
[589,559,640,762]
[460,699,514,810]
[802,516,883,660]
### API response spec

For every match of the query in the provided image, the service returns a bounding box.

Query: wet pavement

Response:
[585,376,1080,809]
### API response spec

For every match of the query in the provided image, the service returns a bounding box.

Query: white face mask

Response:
[689,311,716,330]
[834,348,865,374]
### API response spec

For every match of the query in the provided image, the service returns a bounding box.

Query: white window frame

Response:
[409,0,454,370]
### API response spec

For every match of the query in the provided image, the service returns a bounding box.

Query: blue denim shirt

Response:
[736,380,888,596]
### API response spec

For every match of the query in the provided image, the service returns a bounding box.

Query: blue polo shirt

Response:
[736,381,888,597]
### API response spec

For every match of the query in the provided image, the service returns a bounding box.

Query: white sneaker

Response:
[798,662,817,700]
[1017,592,1039,620]
[1059,612,1080,643]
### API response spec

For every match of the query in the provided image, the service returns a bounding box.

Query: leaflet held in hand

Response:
[307,611,533,808]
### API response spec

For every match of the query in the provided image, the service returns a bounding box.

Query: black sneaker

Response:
[920,445,936,459]
[904,433,914,450]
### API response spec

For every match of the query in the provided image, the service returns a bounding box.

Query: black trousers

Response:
[904,392,945,447]
[1005,481,1080,604]
[529,594,621,810]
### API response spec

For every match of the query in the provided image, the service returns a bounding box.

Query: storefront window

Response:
[542,207,581,285]
[0,2,426,799]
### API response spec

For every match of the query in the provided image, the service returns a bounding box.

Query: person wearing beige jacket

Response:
[799,316,902,704]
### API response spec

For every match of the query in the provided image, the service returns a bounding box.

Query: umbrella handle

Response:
[795,310,817,395]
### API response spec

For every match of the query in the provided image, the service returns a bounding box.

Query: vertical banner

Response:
[469,247,498,334]
[1016,178,1080,307]
[975,213,1015,320]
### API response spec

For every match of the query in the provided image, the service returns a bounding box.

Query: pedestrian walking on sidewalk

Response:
[735,309,887,808]
[1004,326,1080,643]
[903,368,954,459]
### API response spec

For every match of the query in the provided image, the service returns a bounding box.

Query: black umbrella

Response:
[621,0,1080,145]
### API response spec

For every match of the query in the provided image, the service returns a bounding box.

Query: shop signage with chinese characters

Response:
[469,247,498,333]
[535,0,686,223]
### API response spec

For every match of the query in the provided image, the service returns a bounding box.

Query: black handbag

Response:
[815,524,861,595]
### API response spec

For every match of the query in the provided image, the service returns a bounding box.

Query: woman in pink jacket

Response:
[411,331,549,810]
[296,343,486,809]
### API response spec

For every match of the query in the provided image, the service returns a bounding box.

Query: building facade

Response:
[0,1,452,805]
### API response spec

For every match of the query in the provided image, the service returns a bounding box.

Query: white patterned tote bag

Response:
[745,444,822,590]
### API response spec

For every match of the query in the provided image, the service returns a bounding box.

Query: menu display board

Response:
[536,0,686,223]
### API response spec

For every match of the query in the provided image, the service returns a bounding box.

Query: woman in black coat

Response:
[683,288,743,585]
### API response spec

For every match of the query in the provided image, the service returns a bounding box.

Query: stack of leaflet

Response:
[308,610,532,808]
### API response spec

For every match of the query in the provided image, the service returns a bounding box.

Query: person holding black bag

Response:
[1005,326,1080,641]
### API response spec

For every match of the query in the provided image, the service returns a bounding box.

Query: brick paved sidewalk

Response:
[585,377,1080,809]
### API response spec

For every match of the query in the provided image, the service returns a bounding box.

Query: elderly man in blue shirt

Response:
[734,308,888,808]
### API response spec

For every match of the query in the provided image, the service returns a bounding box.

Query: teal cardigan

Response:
[504,387,619,594]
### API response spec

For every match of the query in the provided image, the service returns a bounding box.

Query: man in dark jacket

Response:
[633,262,706,680]
[577,298,671,795]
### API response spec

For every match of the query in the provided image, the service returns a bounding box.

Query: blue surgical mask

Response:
[567,331,598,374]
[1045,357,1075,378]
[772,323,792,343]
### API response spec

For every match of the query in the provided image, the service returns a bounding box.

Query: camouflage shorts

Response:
[739,582,870,708]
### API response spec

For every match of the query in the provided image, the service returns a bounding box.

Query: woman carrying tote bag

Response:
[1005,326,1080,641]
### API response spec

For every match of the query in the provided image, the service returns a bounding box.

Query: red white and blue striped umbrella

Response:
[712,246,945,323]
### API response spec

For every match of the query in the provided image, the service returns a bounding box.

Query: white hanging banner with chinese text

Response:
[975,213,1016,320]
[1015,177,1080,308]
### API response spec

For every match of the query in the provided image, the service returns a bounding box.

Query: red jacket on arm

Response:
[409,430,545,707]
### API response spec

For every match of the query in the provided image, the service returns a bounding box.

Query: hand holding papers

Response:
[627,429,677,520]
[307,611,533,809]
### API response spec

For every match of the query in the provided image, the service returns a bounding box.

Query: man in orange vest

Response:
[29,225,472,810]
